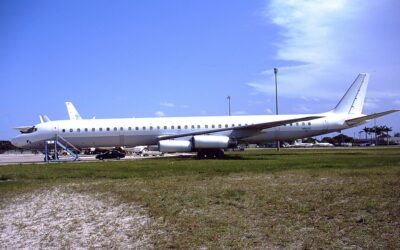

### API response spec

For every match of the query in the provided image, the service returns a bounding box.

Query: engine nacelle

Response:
[159,136,237,153]
[193,135,237,149]
[159,140,192,153]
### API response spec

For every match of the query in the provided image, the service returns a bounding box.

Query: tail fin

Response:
[39,115,51,123]
[65,102,82,120]
[333,73,369,114]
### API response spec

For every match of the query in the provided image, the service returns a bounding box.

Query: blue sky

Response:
[1,0,399,140]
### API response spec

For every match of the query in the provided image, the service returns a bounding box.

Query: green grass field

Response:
[1,148,399,248]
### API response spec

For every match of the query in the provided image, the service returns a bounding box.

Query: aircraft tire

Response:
[197,151,207,159]
[197,149,224,159]
[216,149,224,159]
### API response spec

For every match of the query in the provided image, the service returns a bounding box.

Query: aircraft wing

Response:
[158,115,324,140]
[345,110,399,126]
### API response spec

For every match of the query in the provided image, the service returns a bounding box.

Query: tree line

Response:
[360,125,392,140]
[0,140,18,153]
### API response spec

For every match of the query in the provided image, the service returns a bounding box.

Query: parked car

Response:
[96,150,126,160]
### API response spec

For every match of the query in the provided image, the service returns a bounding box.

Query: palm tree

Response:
[358,130,364,140]
[374,125,383,137]
[374,126,383,144]
[382,125,392,136]
[380,125,392,145]
[362,127,370,140]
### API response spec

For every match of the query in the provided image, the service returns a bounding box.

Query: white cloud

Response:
[232,111,247,115]
[154,111,165,117]
[292,105,311,113]
[160,102,175,108]
[265,108,273,114]
[363,98,380,110]
[300,96,320,102]
[160,102,189,109]
[268,0,347,63]
[248,0,364,99]
[248,100,269,105]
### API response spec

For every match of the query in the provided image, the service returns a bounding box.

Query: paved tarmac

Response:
[0,153,47,165]
[0,153,188,165]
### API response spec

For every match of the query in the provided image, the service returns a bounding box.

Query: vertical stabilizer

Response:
[65,102,82,120]
[39,115,51,123]
[334,73,369,114]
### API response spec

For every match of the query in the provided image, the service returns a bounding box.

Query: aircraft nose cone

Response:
[11,137,23,148]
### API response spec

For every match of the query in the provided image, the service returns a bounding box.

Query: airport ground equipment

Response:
[43,135,79,162]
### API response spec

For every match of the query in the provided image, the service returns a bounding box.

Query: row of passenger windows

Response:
[285,122,312,127]
[62,124,241,133]
[60,122,312,133]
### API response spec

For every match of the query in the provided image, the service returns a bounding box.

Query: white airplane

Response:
[313,141,334,147]
[283,140,314,148]
[11,73,399,159]
[283,139,334,148]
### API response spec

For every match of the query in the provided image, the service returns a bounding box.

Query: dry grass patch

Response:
[78,167,399,249]
[1,148,399,248]
[0,185,165,249]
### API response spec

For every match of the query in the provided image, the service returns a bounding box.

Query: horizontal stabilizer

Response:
[14,126,33,132]
[345,110,399,126]
[14,126,36,134]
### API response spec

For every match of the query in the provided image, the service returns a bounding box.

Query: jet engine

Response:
[193,135,237,148]
[158,135,237,153]
[159,140,192,153]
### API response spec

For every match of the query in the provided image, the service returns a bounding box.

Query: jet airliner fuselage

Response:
[11,73,399,158]
[11,113,351,148]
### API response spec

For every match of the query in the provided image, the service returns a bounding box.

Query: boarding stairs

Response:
[44,135,80,162]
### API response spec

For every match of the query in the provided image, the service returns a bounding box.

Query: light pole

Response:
[374,118,377,145]
[227,96,231,116]
[274,68,280,152]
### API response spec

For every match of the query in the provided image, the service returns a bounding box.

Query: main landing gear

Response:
[196,149,225,159]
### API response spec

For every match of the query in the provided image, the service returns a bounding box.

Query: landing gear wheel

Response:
[197,151,207,159]
[197,149,225,159]
[216,149,225,159]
